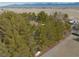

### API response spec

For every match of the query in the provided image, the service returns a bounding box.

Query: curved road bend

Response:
[41,35,79,57]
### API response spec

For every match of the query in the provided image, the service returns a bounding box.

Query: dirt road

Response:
[41,35,79,57]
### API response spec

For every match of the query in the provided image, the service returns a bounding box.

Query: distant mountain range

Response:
[1,2,79,8]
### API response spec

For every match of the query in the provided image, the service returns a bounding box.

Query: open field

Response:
[0,8,79,18]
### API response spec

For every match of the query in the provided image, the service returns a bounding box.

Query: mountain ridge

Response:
[1,2,79,8]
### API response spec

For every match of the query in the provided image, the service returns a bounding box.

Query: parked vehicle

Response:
[71,23,79,36]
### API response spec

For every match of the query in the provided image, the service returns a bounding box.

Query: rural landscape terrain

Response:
[0,2,78,57]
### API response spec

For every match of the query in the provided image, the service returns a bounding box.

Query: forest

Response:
[0,11,70,56]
